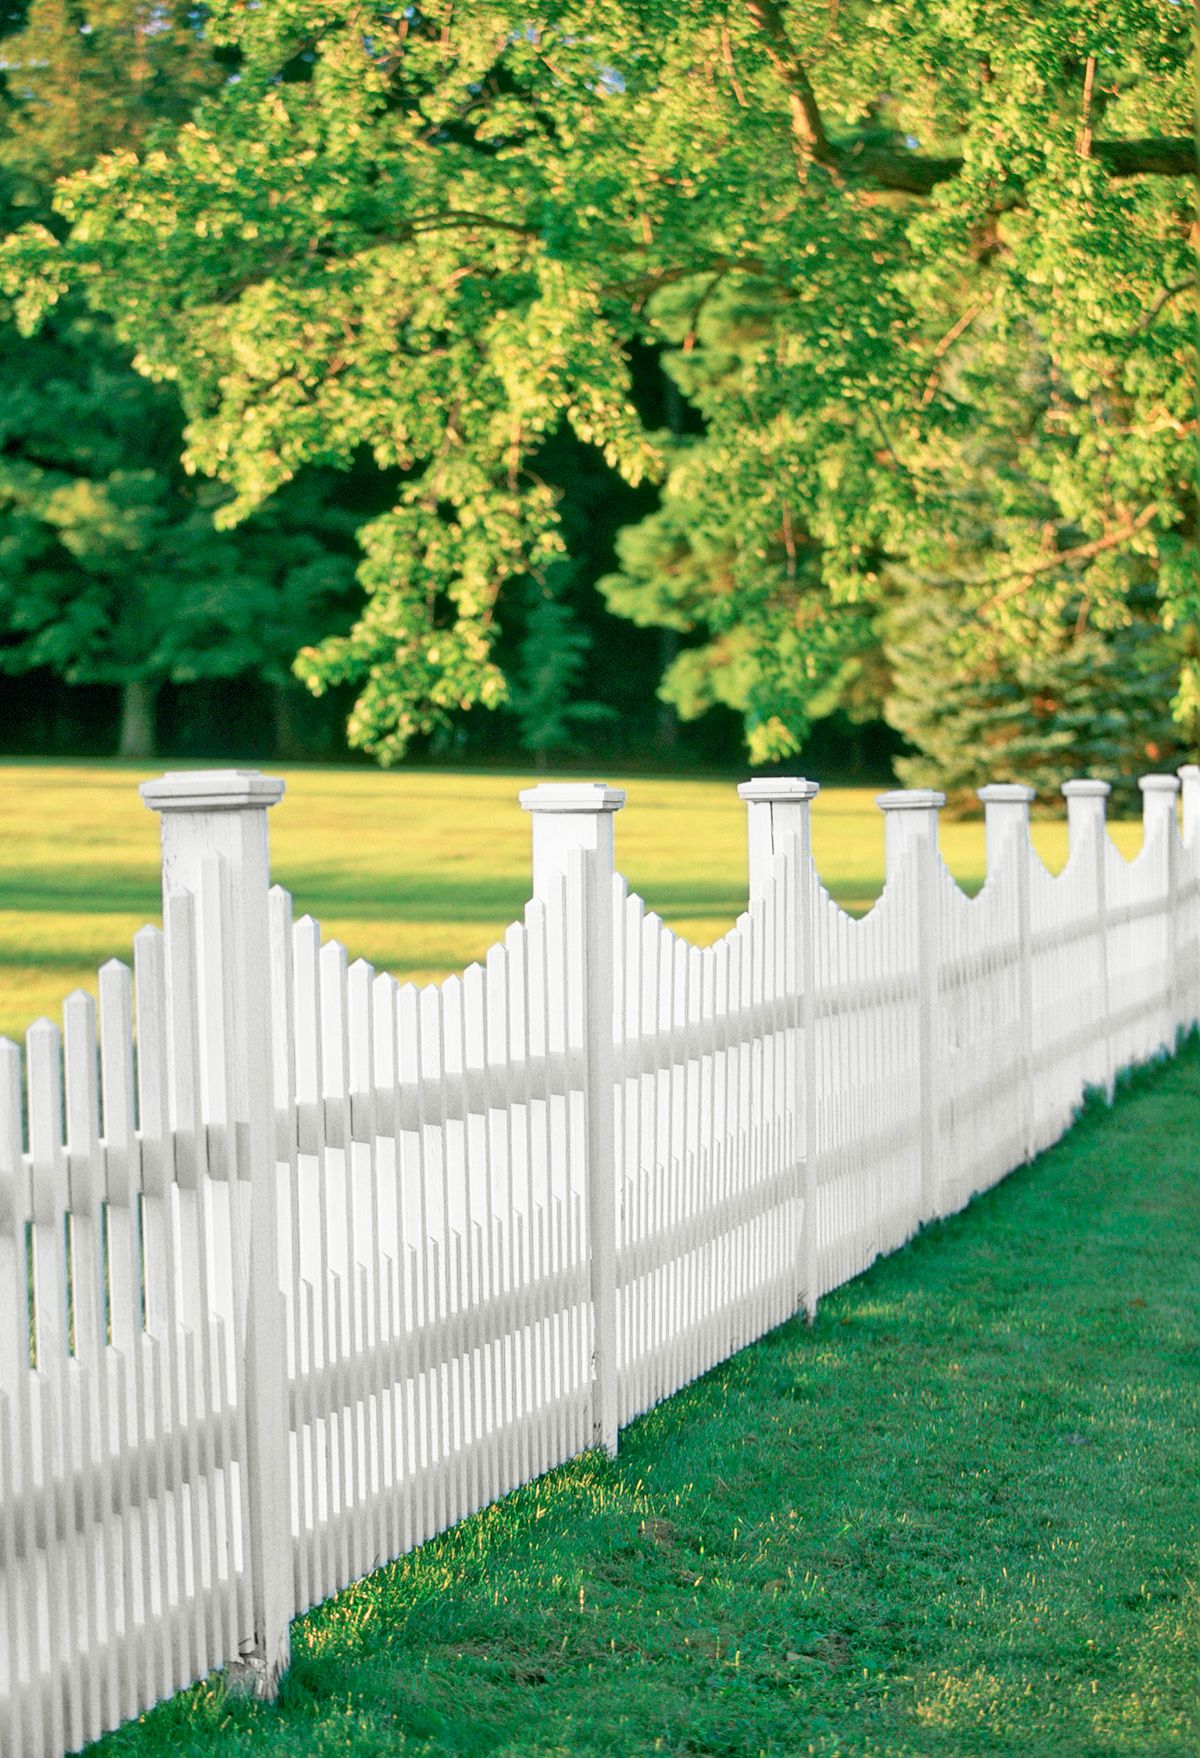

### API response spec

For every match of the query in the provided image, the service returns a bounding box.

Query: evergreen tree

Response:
[507,561,614,768]
[882,303,1194,794]
[0,309,361,753]
[884,584,1183,808]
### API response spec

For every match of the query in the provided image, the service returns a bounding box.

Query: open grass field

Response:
[85,1037,1200,1758]
[0,759,1147,1041]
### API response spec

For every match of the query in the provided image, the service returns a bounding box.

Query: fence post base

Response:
[225,1653,288,1702]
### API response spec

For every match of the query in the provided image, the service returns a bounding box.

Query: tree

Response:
[599,274,878,753]
[507,560,615,767]
[878,303,1193,796]
[0,301,366,753]
[0,1,213,205]
[5,0,1192,771]
[884,581,1184,808]
[0,1,364,756]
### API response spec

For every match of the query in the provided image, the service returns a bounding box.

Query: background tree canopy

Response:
[0,0,380,757]
[1,1,1195,788]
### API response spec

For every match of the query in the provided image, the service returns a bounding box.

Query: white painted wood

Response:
[141,772,291,1698]
[877,791,945,1222]
[978,786,1034,1158]
[519,785,623,1457]
[737,778,818,1312]
[1061,781,1113,1098]
[1177,768,1200,1038]
[3,762,1199,1758]
[1140,776,1181,1047]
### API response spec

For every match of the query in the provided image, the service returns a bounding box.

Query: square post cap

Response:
[140,770,285,813]
[518,782,625,815]
[1139,773,1180,835]
[877,789,944,870]
[1061,778,1111,800]
[976,785,1032,867]
[1062,778,1111,844]
[737,777,820,804]
[876,789,946,812]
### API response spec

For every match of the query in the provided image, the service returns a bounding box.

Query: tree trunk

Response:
[271,680,303,760]
[657,629,680,751]
[657,362,685,754]
[117,677,159,760]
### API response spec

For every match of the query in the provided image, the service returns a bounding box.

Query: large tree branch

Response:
[850,136,1196,195]
[1092,137,1197,178]
[743,1,1196,192]
[1130,276,1197,334]
[978,504,1160,609]
[744,0,835,165]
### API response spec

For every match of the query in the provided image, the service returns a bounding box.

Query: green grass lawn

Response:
[0,759,1146,1040]
[87,1038,1200,1758]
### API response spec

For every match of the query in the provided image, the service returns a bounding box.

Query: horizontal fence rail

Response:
[1,764,1198,1756]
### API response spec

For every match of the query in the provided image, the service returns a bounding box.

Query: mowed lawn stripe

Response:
[90,1037,1200,1758]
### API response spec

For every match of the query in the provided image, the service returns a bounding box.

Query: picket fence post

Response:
[139,769,292,1697]
[1179,765,1200,850]
[519,782,625,1457]
[1062,779,1113,1099]
[978,785,1035,1155]
[877,789,944,1221]
[1138,774,1181,1048]
[1180,766,1200,1032]
[737,777,820,1316]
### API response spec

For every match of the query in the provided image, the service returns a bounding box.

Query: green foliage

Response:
[0,1,364,752]
[884,582,1185,806]
[0,309,360,682]
[0,0,212,218]
[1,0,1192,775]
[880,305,1194,799]
[599,277,881,760]
[508,562,614,764]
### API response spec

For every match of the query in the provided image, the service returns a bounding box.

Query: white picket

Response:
[1,765,1196,1757]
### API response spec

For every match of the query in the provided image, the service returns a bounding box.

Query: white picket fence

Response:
[2,766,1198,1757]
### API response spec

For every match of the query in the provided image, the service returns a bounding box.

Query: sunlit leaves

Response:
[3,0,1191,763]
